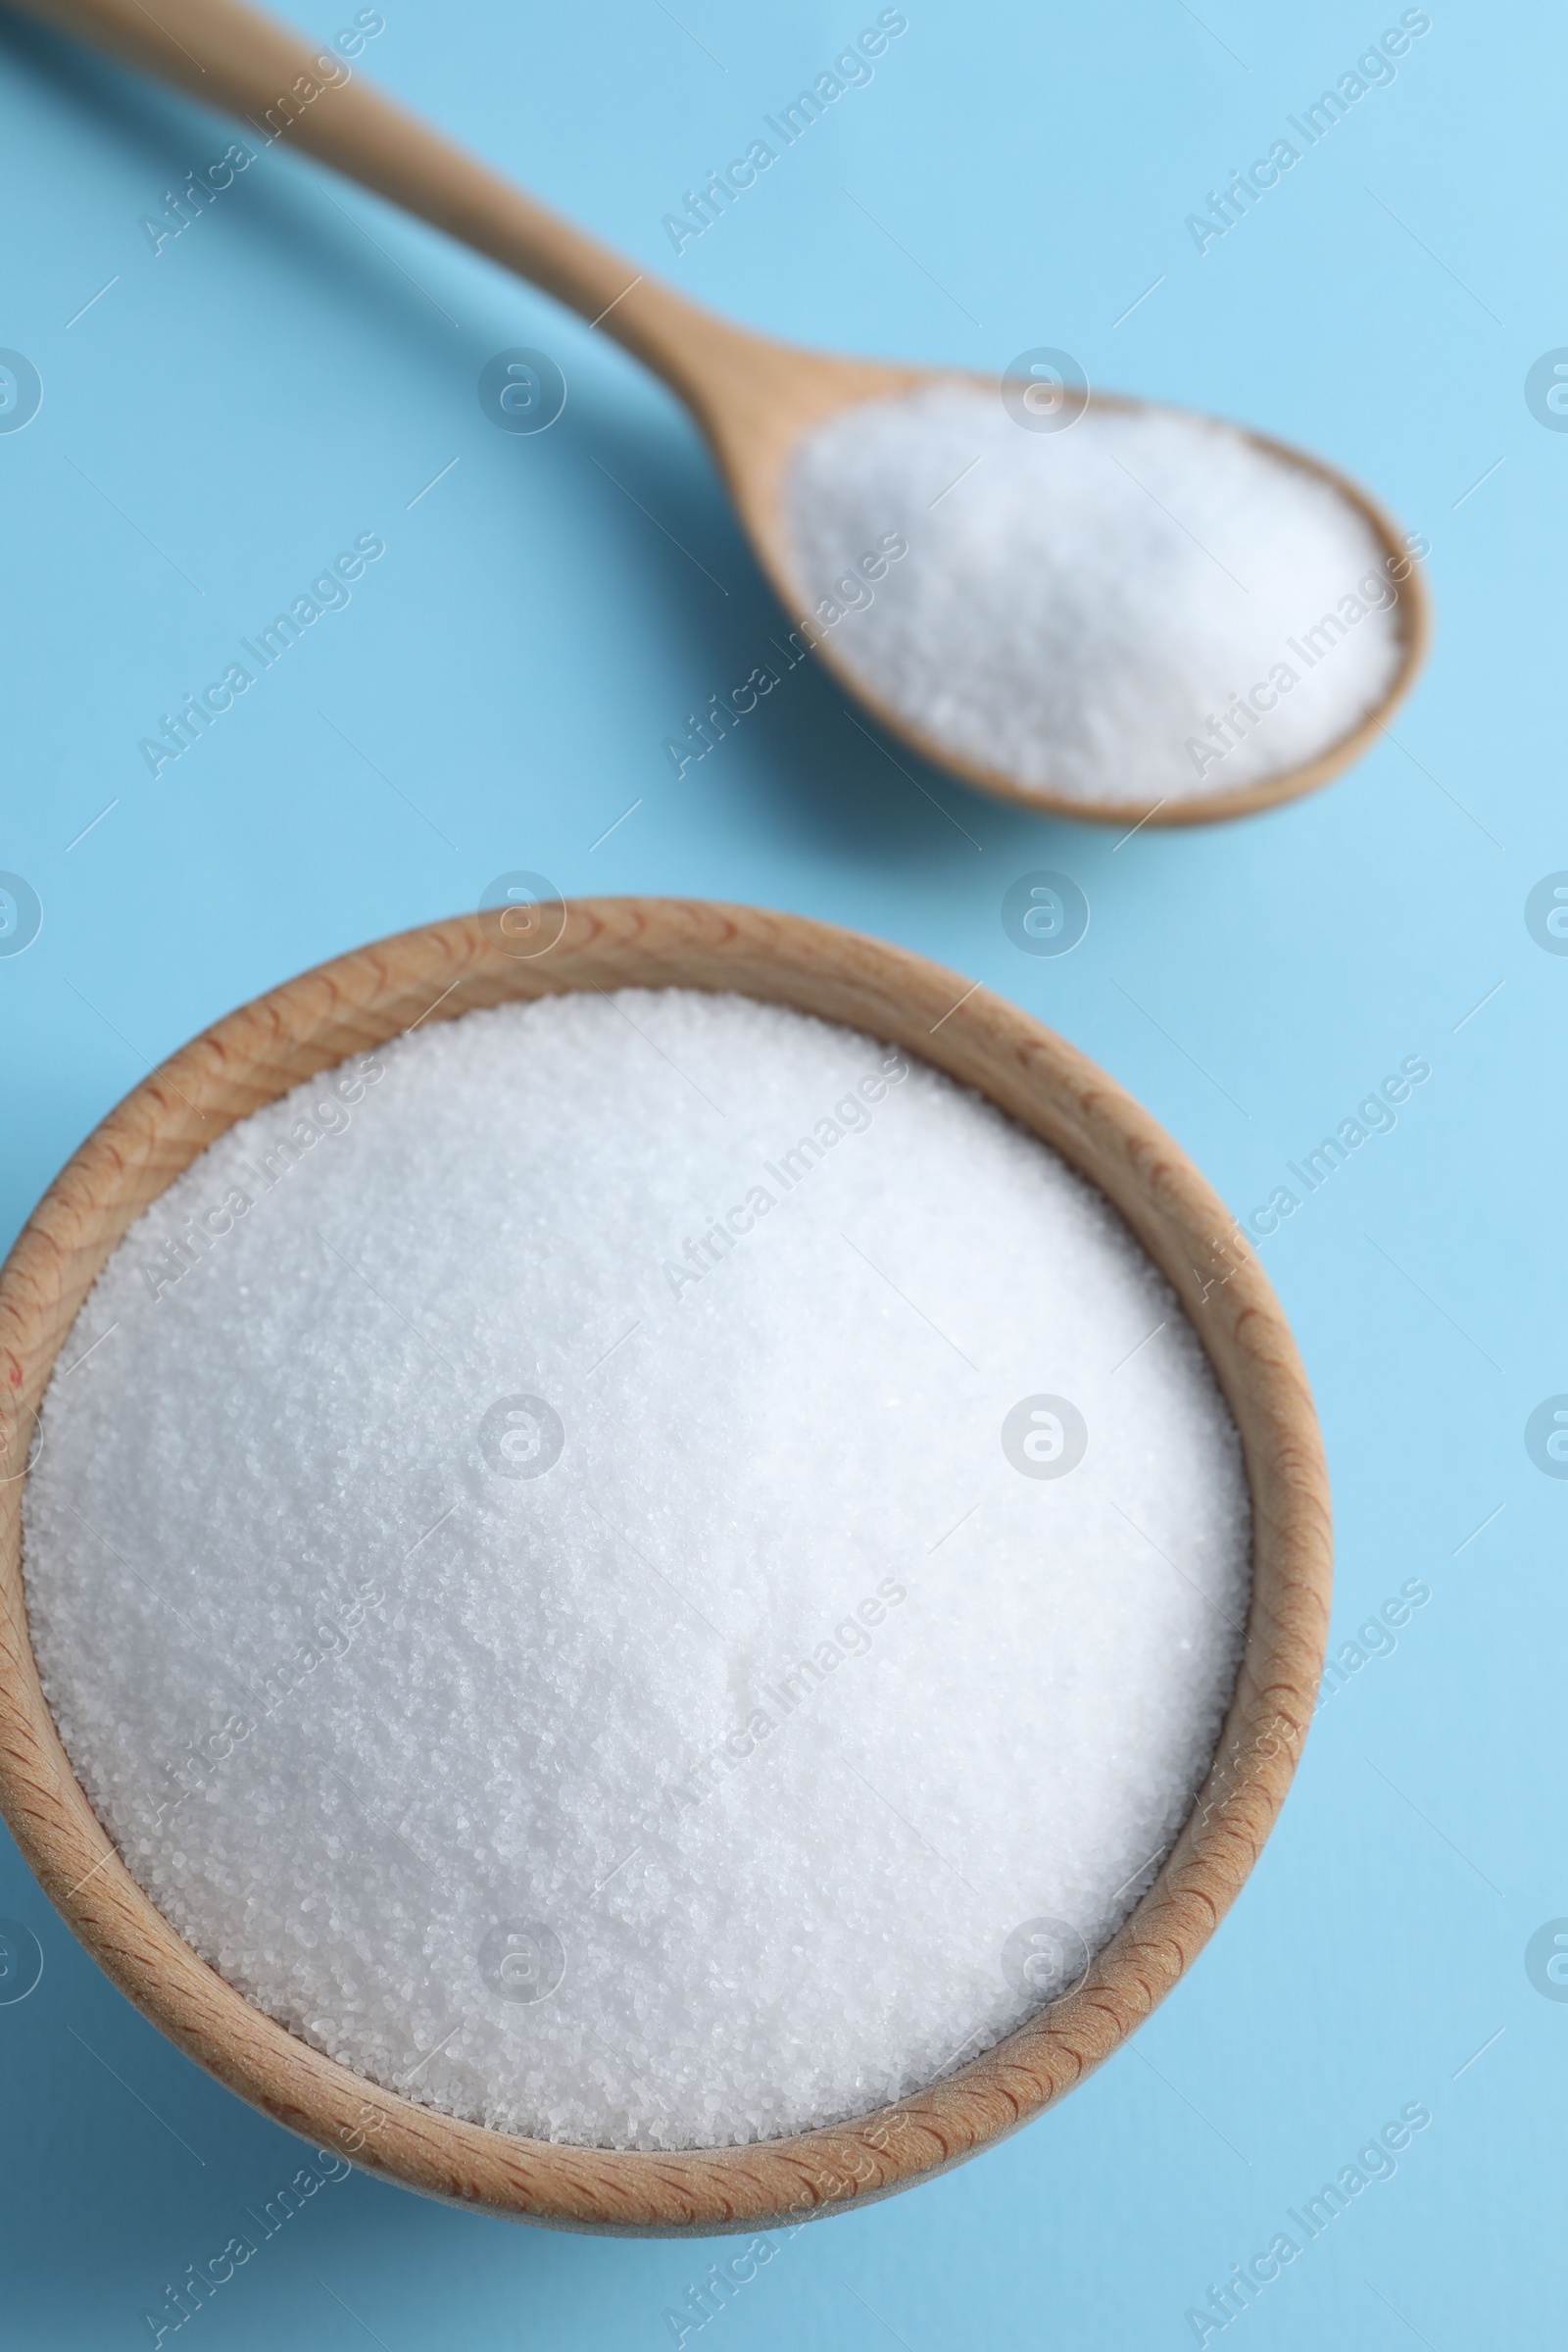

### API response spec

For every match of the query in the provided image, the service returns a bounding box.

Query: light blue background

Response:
[0,1,1557,2343]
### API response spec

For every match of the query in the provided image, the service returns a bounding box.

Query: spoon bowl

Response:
[21,0,1429,825]
[708,365,1428,827]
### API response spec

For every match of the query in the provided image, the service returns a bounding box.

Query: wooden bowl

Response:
[0,899,1331,2233]
[14,0,1427,833]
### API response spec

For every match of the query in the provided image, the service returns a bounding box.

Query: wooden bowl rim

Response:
[0,897,1331,2233]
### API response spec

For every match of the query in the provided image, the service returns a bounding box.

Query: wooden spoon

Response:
[0,896,1331,2228]
[19,0,1429,826]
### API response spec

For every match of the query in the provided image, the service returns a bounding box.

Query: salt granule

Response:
[24,991,1251,2150]
[785,383,1406,806]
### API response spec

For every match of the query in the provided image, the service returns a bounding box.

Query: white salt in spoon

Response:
[25,0,1429,824]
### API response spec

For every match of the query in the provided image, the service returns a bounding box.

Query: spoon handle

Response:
[17,0,738,408]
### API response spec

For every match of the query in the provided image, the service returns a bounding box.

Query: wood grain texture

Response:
[15,0,1428,828]
[0,900,1332,2232]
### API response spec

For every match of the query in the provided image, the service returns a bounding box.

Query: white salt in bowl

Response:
[0,900,1330,2232]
